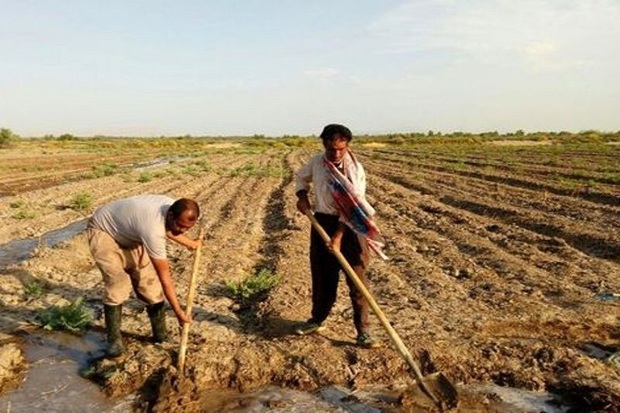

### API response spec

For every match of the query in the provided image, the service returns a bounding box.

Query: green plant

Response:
[0,128,17,148]
[138,171,153,182]
[91,163,118,177]
[13,209,36,220]
[37,297,94,333]
[182,160,212,176]
[24,281,45,297]
[222,162,285,178]
[193,160,212,172]
[70,192,93,210]
[182,164,201,176]
[9,200,25,209]
[225,269,280,304]
[57,133,77,141]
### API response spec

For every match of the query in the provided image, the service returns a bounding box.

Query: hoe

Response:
[306,211,458,410]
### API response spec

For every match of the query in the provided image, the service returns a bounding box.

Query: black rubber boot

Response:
[146,302,168,343]
[103,304,125,358]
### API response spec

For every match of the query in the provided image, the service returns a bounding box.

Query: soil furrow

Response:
[364,151,620,206]
[365,159,620,260]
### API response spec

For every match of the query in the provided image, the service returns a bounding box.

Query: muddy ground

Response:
[0,138,619,412]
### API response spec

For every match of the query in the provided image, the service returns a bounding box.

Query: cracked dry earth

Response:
[0,139,619,412]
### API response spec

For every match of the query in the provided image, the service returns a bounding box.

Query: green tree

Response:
[58,133,76,141]
[0,128,17,148]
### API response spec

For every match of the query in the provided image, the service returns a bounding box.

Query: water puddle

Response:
[183,382,569,412]
[0,331,134,412]
[194,386,371,412]
[0,219,88,268]
[0,329,572,413]
[467,384,568,413]
[133,156,190,171]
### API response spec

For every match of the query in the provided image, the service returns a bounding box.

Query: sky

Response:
[1,0,619,137]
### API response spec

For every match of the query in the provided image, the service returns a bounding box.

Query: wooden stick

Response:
[305,211,441,406]
[177,226,206,373]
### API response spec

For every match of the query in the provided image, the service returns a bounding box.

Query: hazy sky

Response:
[1,0,619,137]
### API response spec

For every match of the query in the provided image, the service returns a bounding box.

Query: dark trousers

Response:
[309,213,371,335]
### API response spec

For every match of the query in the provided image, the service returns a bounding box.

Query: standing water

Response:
[0,331,571,412]
[0,219,88,268]
[0,331,135,412]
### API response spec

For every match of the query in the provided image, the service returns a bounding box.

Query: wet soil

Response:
[0,139,619,412]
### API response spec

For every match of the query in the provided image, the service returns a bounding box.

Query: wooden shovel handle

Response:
[305,211,440,405]
[177,226,206,373]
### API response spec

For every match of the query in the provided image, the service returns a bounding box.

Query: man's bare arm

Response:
[151,257,190,325]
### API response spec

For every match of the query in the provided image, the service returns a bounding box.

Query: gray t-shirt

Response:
[90,194,174,259]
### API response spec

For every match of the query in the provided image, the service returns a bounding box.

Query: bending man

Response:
[87,194,201,357]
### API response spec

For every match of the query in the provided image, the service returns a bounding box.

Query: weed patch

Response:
[12,209,36,220]
[70,192,93,210]
[23,281,45,298]
[225,269,280,305]
[37,297,94,334]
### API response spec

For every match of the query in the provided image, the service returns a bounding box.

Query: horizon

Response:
[11,128,620,140]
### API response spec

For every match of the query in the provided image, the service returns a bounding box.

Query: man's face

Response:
[324,136,348,164]
[166,210,196,235]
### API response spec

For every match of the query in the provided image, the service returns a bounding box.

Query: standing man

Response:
[87,194,201,358]
[295,124,386,348]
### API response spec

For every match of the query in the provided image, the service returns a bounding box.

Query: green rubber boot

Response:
[146,302,168,343]
[103,304,125,358]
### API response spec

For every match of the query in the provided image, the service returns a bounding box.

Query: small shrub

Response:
[138,171,153,182]
[24,281,45,297]
[70,192,93,210]
[13,209,36,220]
[225,269,280,304]
[91,163,118,177]
[37,297,94,333]
[9,200,25,209]
[193,160,212,172]
[182,164,201,176]
[222,162,284,178]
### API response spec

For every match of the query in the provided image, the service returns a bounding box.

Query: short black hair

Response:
[319,124,352,143]
[169,198,200,219]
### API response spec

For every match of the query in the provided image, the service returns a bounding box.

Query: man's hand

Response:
[185,238,202,250]
[297,198,311,214]
[328,222,345,254]
[329,236,342,253]
[328,230,344,253]
[296,190,311,214]
[168,232,202,250]
[175,308,191,325]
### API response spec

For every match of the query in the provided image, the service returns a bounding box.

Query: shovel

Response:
[177,226,206,374]
[305,211,458,410]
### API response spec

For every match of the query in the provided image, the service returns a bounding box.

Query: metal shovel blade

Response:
[400,372,459,411]
[423,372,458,409]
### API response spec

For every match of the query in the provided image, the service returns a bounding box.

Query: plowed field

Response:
[1,137,619,412]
